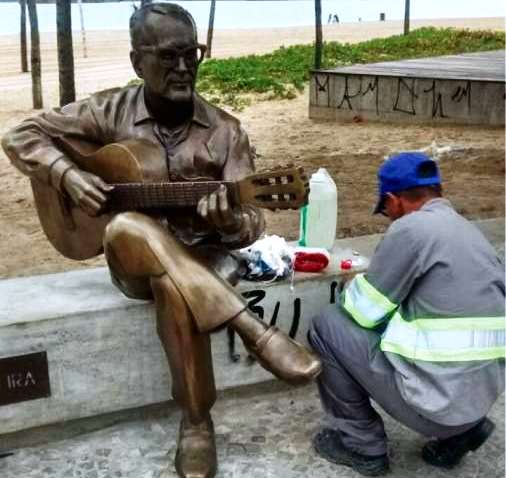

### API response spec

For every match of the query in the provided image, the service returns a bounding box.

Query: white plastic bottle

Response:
[299,168,337,250]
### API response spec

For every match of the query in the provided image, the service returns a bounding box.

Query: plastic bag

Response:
[239,235,294,281]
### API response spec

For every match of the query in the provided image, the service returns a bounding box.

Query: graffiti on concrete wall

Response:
[336,76,380,114]
[393,78,472,118]
[312,73,484,120]
[314,74,330,107]
[241,289,302,339]
[393,78,418,115]
[226,279,346,362]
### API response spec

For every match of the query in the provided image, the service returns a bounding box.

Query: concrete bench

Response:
[1,219,502,436]
[0,237,377,435]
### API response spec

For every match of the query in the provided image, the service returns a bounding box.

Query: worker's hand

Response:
[62,168,113,217]
[197,184,244,234]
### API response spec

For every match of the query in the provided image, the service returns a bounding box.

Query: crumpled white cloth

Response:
[239,235,295,281]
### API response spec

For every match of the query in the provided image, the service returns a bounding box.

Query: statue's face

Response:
[131,14,202,103]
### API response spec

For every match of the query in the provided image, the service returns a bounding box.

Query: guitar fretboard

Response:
[109,180,235,210]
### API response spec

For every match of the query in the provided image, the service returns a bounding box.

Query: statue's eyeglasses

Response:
[136,44,207,68]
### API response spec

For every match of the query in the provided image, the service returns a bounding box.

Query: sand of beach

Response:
[0,17,504,278]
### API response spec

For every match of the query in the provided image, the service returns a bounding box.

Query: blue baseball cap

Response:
[373,152,441,214]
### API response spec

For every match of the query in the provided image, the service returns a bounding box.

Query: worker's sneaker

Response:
[422,417,495,469]
[313,428,389,476]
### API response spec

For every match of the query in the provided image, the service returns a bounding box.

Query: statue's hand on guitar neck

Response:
[62,167,114,217]
[197,184,244,235]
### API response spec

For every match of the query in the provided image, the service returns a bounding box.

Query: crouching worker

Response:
[308,152,505,476]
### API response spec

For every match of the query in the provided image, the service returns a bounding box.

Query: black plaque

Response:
[0,352,51,406]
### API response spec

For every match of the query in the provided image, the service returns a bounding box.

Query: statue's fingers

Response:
[218,185,233,221]
[197,195,208,219]
[207,191,222,226]
[86,184,108,204]
[80,195,102,217]
[92,175,114,192]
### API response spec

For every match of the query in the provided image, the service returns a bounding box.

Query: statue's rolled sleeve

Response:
[221,124,265,249]
[1,97,105,192]
[2,123,73,190]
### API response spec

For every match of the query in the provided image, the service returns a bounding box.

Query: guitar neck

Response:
[108,180,237,210]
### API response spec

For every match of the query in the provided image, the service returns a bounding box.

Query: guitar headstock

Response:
[236,165,309,210]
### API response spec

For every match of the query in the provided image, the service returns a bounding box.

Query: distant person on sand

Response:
[327,13,340,24]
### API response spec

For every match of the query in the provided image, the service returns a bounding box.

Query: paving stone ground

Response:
[0,382,504,478]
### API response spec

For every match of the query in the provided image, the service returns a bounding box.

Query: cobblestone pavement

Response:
[1,382,504,478]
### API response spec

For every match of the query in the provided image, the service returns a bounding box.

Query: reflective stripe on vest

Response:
[381,312,506,362]
[341,274,397,329]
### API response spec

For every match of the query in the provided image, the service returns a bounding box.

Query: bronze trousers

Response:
[103,211,247,425]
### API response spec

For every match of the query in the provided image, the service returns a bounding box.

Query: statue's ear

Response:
[130,50,143,78]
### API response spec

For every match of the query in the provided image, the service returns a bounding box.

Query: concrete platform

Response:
[310,50,505,125]
[0,238,372,435]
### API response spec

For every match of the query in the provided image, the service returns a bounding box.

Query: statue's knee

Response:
[104,212,159,243]
[104,213,165,277]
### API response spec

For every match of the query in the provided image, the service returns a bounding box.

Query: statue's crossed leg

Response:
[103,212,321,478]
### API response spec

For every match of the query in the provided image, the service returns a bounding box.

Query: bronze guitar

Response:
[31,138,309,260]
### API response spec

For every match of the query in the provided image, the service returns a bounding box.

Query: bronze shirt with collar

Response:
[2,84,265,250]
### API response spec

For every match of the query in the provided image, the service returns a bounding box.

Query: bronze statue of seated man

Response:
[1,3,321,477]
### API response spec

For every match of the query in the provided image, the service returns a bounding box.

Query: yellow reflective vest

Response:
[341,199,505,425]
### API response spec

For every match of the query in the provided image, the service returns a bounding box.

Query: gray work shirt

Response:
[366,198,505,426]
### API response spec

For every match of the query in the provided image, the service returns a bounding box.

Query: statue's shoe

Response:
[168,416,217,478]
[246,326,322,384]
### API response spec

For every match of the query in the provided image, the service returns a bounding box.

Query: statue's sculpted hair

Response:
[129,2,197,48]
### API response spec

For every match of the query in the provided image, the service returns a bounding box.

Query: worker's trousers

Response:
[103,212,247,426]
[308,305,479,456]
